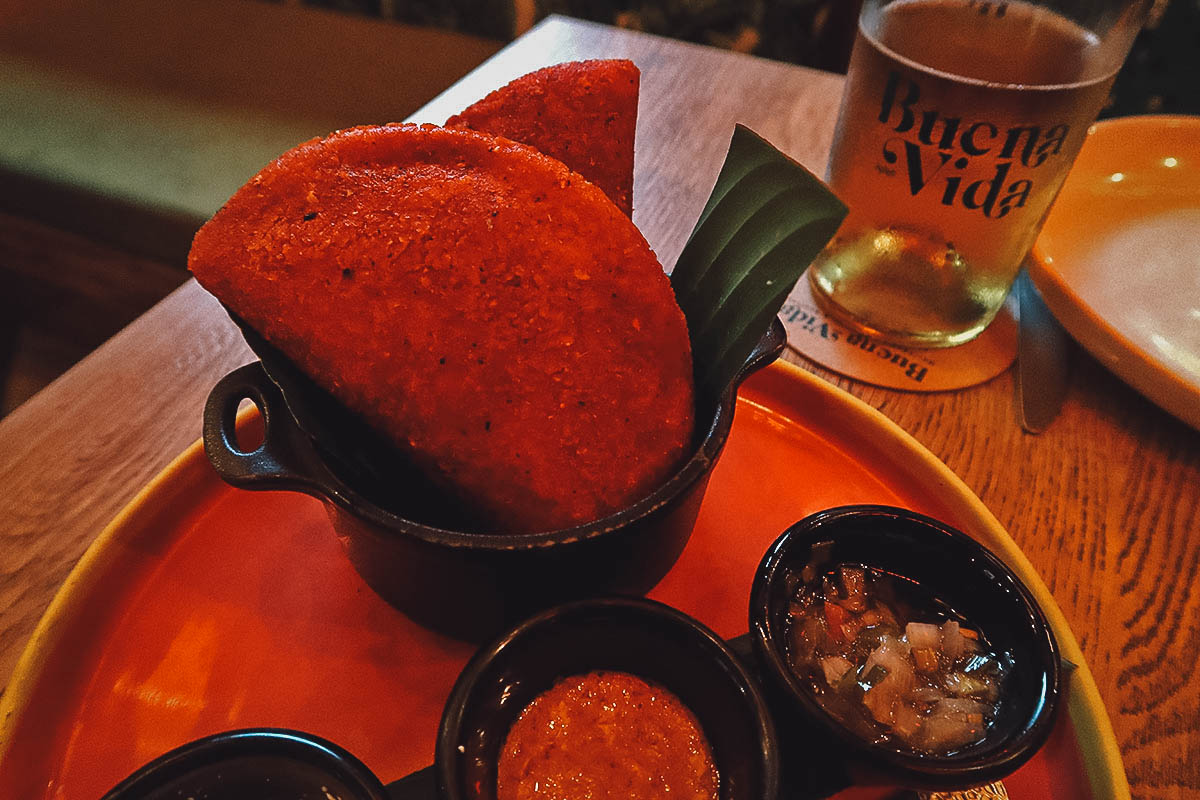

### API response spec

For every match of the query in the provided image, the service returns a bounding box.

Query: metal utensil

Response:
[1015,267,1073,433]
[921,780,1011,800]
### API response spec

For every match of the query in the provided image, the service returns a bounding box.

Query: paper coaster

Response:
[781,277,1017,392]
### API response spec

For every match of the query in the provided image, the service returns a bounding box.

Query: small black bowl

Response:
[202,318,784,641]
[436,596,780,800]
[749,505,1060,792]
[100,728,388,800]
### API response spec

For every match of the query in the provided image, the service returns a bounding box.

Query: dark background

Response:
[293,0,1199,116]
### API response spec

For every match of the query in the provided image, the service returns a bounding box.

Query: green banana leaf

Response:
[671,124,848,399]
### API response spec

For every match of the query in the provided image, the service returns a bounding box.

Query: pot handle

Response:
[740,317,787,384]
[202,362,331,496]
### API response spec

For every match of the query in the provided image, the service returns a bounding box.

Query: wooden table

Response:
[0,15,1196,800]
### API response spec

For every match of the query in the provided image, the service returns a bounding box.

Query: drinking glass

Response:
[808,0,1151,347]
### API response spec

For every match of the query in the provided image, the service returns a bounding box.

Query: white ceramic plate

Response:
[1031,115,1200,431]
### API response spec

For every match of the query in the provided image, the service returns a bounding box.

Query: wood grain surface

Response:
[0,15,1196,799]
[0,211,188,413]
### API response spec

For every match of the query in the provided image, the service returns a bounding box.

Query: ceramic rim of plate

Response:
[1030,114,1200,432]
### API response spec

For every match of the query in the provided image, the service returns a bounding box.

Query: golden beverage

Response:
[809,0,1125,346]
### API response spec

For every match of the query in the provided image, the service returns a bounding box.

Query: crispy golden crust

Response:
[189,123,694,534]
[446,59,638,216]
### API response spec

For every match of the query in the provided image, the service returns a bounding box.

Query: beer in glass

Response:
[809,0,1150,346]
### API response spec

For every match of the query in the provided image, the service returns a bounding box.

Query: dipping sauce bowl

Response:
[750,505,1060,792]
[100,728,388,800]
[436,596,780,800]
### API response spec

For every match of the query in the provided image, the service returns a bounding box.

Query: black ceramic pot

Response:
[436,596,780,800]
[203,318,785,640]
[100,728,388,800]
[749,505,1061,792]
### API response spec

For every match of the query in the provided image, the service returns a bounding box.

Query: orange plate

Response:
[0,361,1122,799]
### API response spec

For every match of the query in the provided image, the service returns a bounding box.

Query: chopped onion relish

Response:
[784,564,1011,755]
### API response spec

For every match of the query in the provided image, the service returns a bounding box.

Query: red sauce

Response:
[497,671,719,800]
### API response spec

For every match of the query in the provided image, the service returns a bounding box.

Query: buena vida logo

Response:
[875,70,1072,218]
